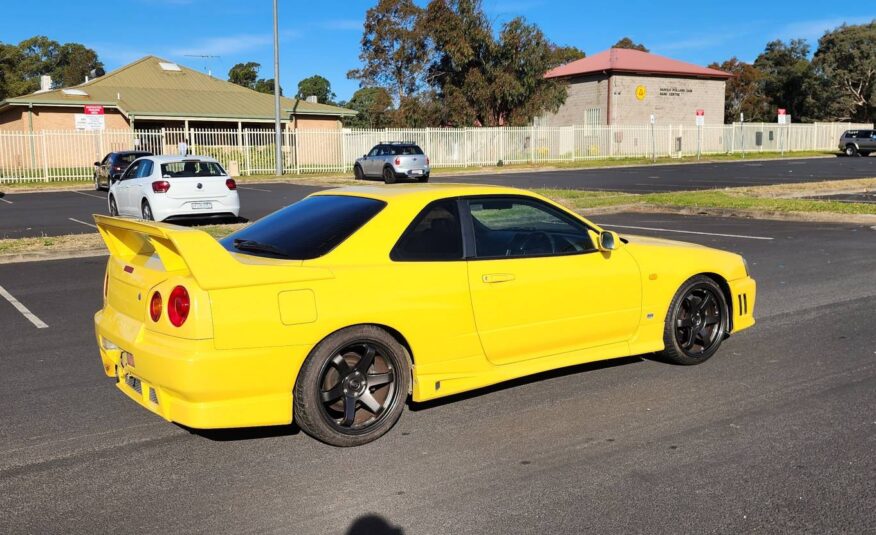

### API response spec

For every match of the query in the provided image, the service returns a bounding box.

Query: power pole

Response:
[273,0,283,176]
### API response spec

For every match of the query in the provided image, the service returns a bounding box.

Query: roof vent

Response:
[62,88,89,96]
[159,62,181,72]
[305,95,318,103]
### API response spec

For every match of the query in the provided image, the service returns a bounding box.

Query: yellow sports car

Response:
[94,184,755,446]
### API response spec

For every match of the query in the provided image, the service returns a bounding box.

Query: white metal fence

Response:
[0,122,871,182]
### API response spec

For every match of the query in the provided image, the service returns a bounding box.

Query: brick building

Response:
[0,55,355,133]
[539,48,731,127]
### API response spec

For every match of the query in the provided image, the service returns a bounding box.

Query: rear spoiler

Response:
[93,215,332,290]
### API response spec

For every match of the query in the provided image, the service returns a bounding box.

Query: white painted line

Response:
[237,186,272,192]
[72,191,106,200]
[69,217,97,228]
[599,223,774,241]
[0,197,12,204]
[0,284,49,329]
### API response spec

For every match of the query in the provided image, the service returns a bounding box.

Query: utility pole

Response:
[273,0,283,176]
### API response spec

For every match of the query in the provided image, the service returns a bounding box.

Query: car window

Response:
[221,195,386,260]
[391,200,463,261]
[396,145,423,155]
[160,161,226,178]
[117,153,141,165]
[121,161,141,180]
[101,154,110,165]
[467,197,596,258]
[137,160,154,178]
[368,146,380,157]
[856,131,874,139]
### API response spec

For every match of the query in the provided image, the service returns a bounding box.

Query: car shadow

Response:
[409,355,646,412]
[345,515,404,535]
[170,216,249,227]
[179,422,300,442]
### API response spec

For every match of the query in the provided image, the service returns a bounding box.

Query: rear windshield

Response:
[389,145,423,155]
[161,161,226,178]
[116,153,148,164]
[221,195,386,260]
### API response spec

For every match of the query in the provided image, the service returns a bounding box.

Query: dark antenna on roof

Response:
[184,55,220,77]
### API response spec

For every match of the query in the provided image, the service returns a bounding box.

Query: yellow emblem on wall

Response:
[635,85,647,101]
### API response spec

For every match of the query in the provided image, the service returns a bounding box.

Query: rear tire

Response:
[294,325,410,447]
[353,165,364,180]
[141,200,154,221]
[383,166,397,184]
[845,144,859,157]
[656,275,729,365]
[109,195,118,216]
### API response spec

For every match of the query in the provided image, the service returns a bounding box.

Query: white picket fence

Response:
[0,122,870,182]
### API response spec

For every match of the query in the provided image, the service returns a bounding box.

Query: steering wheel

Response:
[506,231,554,256]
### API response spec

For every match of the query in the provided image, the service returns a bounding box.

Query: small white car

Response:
[107,155,240,222]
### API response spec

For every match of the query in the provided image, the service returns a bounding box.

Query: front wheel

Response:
[845,144,859,157]
[108,195,119,216]
[294,325,411,447]
[382,166,397,184]
[353,165,365,180]
[656,276,729,365]
[94,174,102,191]
[141,200,154,221]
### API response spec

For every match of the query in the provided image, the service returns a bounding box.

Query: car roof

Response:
[141,155,220,164]
[311,183,532,203]
[112,150,151,156]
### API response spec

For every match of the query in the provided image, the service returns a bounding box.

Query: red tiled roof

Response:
[545,48,731,80]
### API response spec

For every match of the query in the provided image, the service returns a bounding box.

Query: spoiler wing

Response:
[93,215,332,290]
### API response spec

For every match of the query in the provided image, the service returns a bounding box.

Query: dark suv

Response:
[93,151,152,191]
[838,130,875,157]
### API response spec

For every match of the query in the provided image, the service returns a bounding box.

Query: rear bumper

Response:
[153,196,240,222]
[392,166,430,178]
[95,306,311,429]
[728,276,756,333]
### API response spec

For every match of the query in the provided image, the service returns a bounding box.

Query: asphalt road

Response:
[2,155,874,238]
[1,213,874,533]
[437,154,876,191]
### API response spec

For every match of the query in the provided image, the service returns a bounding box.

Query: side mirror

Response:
[598,230,622,251]
[110,176,120,183]
[363,154,368,159]
[93,161,100,167]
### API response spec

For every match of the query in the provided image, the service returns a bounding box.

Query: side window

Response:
[368,146,380,157]
[467,197,596,258]
[391,200,463,261]
[121,161,140,180]
[137,160,153,178]
[101,154,110,165]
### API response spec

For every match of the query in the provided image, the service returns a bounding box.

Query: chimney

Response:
[38,75,53,93]
[305,95,318,103]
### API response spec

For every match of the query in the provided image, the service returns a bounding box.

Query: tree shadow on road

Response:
[346,514,404,535]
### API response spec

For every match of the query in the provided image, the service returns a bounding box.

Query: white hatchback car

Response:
[107,155,240,222]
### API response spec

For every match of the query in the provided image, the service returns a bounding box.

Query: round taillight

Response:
[225,178,237,190]
[168,286,190,327]
[150,292,162,322]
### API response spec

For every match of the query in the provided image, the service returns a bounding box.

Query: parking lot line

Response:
[0,284,49,329]
[599,223,774,241]
[237,186,272,192]
[72,191,106,200]
[68,217,98,229]
[0,197,12,204]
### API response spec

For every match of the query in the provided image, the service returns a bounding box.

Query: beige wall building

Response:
[540,48,730,127]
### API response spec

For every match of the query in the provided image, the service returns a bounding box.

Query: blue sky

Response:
[2,1,872,101]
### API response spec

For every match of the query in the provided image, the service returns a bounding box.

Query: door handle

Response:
[482,273,515,284]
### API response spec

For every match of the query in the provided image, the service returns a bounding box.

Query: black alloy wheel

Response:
[354,165,364,180]
[109,195,119,216]
[294,325,410,446]
[657,276,728,365]
[383,166,397,184]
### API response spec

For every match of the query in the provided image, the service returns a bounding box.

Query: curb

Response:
[0,248,107,265]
